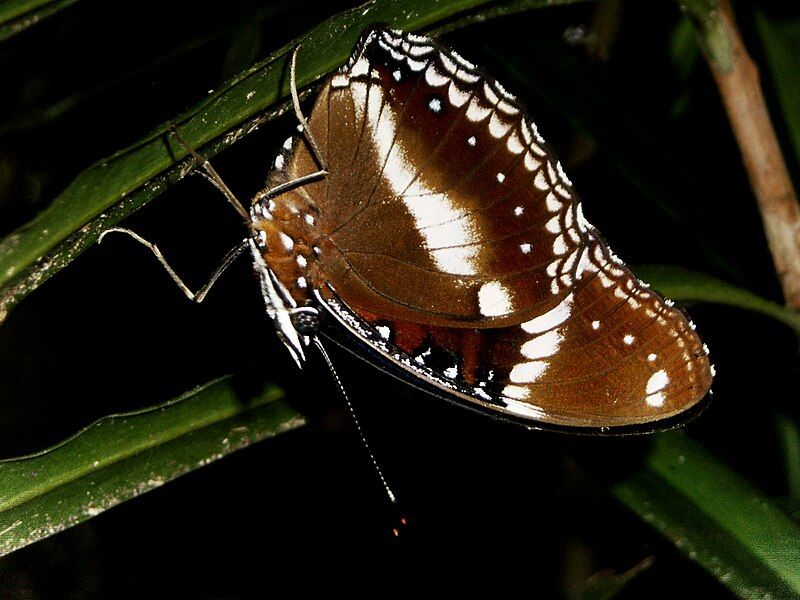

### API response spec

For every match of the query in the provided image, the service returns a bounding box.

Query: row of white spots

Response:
[502,293,575,392]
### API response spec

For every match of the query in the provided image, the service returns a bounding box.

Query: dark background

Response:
[0,0,798,597]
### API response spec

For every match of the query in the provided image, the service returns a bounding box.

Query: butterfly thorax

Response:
[250,193,321,308]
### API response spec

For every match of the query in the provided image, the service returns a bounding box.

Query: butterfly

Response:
[103,26,713,433]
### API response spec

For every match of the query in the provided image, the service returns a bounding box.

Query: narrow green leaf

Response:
[0,0,581,323]
[638,264,800,335]
[754,8,800,173]
[0,0,78,42]
[612,432,800,599]
[775,413,800,504]
[0,377,304,556]
[678,0,732,72]
[669,15,700,80]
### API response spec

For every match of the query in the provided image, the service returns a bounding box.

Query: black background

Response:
[0,0,798,597]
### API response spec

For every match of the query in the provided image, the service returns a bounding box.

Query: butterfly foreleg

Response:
[167,124,250,223]
[98,228,248,303]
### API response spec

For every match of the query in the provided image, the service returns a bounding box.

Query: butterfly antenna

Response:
[312,337,398,507]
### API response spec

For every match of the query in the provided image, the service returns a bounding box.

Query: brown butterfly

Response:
[103,27,713,433]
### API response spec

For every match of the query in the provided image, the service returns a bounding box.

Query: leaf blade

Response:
[638,264,800,335]
[0,377,305,556]
[0,0,78,42]
[611,432,800,599]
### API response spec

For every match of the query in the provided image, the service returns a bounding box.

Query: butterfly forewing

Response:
[259,27,712,429]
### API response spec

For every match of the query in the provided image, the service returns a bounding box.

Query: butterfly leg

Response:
[167,124,251,223]
[98,228,248,303]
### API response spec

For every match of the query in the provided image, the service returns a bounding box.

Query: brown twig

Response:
[683,0,800,308]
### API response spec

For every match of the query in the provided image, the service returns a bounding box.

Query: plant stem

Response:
[682,0,800,308]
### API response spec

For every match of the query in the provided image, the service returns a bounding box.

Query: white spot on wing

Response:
[510,361,548,383]
[489,113,511,138]
[439,53,458,74]
[545,216,560,234]
[502,384,530,400]
[497,100,519,116]
[553,235,567,256]
[524,152,540,171]
[507,132,524,154]
[279,232,294,251]
[425,65,449,87]
[546,193,561,212]
[448,83,470,107]
[331,74,350,88]
[556,161,573,186]
[478,281,513,316]
[522,293,574,334]
[450,50,476,71]
[466,97,491,122]
[521,330,563,359]
[483,82,499,105]
[350,56,370,78]
[646,369,669,394]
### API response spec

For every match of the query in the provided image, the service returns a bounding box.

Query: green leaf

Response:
[669,15,700,81]
[754,8,800,173]
[0,0,581,324]
[611,432,800,599]
[678,0,732,72]
[774,413,800,504]
[638,264,800,335]
[0,377,305,556]
[0,0,78,42]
